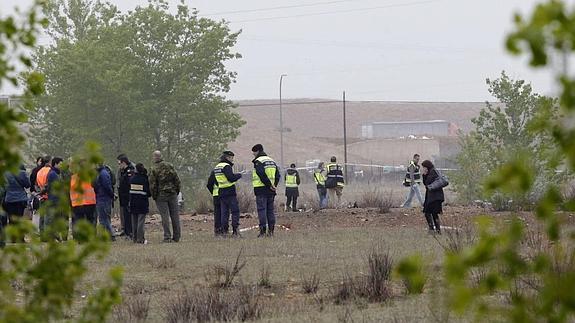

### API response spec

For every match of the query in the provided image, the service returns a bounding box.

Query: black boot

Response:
[258,226,267,238]
[424,213,435,232]
[232,227,241,238]
[267,225,274,237]
[432,214,441,234]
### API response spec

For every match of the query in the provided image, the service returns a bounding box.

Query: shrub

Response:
[113,296,150,323]
[396,255,427,294]
[165,286,261,323]
[302,272,320,294]
[433,217,477,253]
[258,266,272,288]
[361,188,394,214]
[207,248,246,288]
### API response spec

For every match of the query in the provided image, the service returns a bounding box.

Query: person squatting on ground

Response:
[402,154,424,208]
[69,164,97,238]
[284,163,300,212]
[314,162,328,209]
[421,160,446,234]
[150,150,182,243]
[325,156,345,208]
[252,144,280,237]
[95,163,116,241]
[129,163,151,244]
[117,154,135,239]
[207,151,242,237]
[3,164,30,242]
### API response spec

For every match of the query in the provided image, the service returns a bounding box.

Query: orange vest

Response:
[70,174,96,207]
[36,166,52,199]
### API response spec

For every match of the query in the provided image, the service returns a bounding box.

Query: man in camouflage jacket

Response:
[150,151,182,242]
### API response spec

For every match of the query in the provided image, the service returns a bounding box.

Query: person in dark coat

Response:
[422,160,445,234]
[284,163,301,212]
[45,157,68,240]
[129,163,151,244]
[252,144,280,237]
[3,164,30,242]
[29,157,44,193]
[207,151,243,236]
[95,164,116,241]
[117,154,135,239]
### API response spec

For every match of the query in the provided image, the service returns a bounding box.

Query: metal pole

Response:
[343,91,348,183]
[279,74,287,168]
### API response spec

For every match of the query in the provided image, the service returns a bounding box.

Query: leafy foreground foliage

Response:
[0,2,122,322]
[397,1,575,321]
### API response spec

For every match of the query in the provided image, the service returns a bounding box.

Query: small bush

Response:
[361,188,394,213]
[302,272,320,294]
[150,255,177,270]
[236,185,255,213]
[164,287,261,323]
[333,274,356,305]
[364,250,393,301]
[258,266,271,288]
[434,217,477,253]
[195,193,212,214]
[396,255,427,294]
[207,248,246,288]
[114,296,150,323]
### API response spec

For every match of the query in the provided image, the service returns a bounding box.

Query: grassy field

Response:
[71,206,492,323]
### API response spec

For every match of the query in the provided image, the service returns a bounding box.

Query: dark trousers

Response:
[256,195,276,229]
[121,205,132,237]
[131,213,146,243]
[286,195,298,211]
[213,196,221,234]
[220,195,240,232]
[72,205,97,238]
[424,213,441,232]
[2,201,27,240]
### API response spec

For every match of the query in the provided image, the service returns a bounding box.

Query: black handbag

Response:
[427,170,449,191]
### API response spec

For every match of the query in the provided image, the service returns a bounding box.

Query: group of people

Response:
[206,144,347,238]
[1,146,445,244]
[0,150,182,244]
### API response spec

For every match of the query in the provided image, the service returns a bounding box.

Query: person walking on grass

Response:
[129,163,151,244]
[402,154,424,208]
[150,150,181,243]
[251,144,280,237]
[208,151,242,237]
[314,162,328,209]
[422,160,447,234]
[284,163,300,212]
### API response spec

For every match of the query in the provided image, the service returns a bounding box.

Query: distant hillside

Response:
[227,100,484,167]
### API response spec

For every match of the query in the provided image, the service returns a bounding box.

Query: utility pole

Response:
[279,74,287,169]
[343,91,348,183]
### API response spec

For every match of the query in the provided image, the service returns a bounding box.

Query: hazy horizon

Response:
[1,0,567,102]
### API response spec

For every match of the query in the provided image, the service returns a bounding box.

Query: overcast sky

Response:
[0,0,566,101]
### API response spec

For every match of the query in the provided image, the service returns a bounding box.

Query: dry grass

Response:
[149,255,177,270]
[433,216,477,253]
[360,188,395,214]
[258,265,272,288]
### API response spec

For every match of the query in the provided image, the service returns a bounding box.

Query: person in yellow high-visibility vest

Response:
[251,144,280,237]
[325,156,345,208]
[284,163,301,212]
[313,162,328,209]
[207,151,242,237]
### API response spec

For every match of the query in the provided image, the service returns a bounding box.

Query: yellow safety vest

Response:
[252,156,277,188]
[313,171,326,186]
[404,161,422,184]
[214,162,235,190]
[285,170,298,188]
[212,185,219,197]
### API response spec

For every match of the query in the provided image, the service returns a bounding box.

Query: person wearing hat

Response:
[207,151,243,236]
[251,144,280,237]
[284,163,301,212]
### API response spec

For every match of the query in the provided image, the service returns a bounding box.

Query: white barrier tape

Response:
[239,225,291,233]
